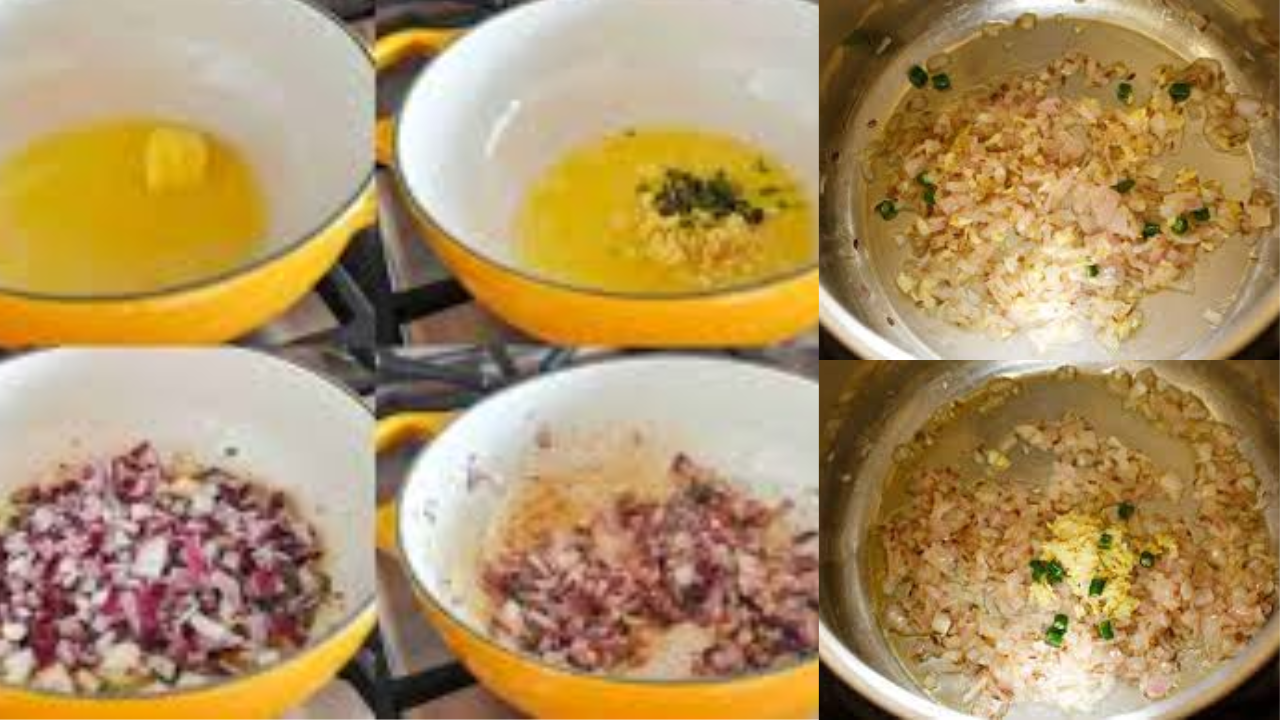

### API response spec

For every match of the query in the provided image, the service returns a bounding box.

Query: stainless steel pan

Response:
[819,361,1279,719]
[820,1,1280,358]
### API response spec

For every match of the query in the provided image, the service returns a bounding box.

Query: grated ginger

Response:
[1032,510,1177,620]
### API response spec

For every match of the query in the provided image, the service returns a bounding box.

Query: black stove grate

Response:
[339,627,478,720]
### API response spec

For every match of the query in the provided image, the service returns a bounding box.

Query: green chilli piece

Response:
[1086,264,1100,278]
[931,73,952,91]
[923,186,938,207]
[1044,627,1065,647]
[916,171,936,187]
[1142,222,1161,239]
[1116,82,1134,104]
[1030,559,1047,582]
[1118,501,1135,520]
[876,199,899,220]
[1171,215,1189,234]
[1098,620,1115,640]
[1191,206,1211,223]
[1099,533,1113,550]
[1113,178,1136,194]
[1045,559,1066,584]
[1089,577,1107,596]
[1140,551,1157,568]
[908,65,929,88]
[1052,614,1069,632]
[1169,82,1192,102]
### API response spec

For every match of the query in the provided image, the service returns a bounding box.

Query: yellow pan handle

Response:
[339,184,378,237]
[375,411,457,556]
[374,28,464,166]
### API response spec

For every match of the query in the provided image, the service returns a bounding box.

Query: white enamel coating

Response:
[397,356,818,643]
[0,348,375,637]
[0,0,372,262]
[396,0,818,265]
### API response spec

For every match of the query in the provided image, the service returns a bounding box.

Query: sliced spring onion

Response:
[1142,222,1161,239]
[908,65,929,88]
[1099,533,1113,549]
[931,73,952,91]
[916,171,936,187]
[1116,82,1134,104]
[1113,178,1136,194]
[1052,614,1069,631]
[1191,206,1211,222]
[1118,501,1135,520]
[1030,559,1047,582]
[923,186,938,206]
[1169,82,1192,102]
[1098,620,1115,640]
[1140,551,1156,568]
[876,199,899,220]
[1089,577,1107,596]
[1086,264,1100,277]
[1171,215,1189,234]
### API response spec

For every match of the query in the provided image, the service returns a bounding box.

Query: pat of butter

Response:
[144,126,210,193]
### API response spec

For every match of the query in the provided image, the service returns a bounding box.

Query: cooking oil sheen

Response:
[517,127,814,293]
[0,120,267,295]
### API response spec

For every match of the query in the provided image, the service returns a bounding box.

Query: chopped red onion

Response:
[482,454,817,677]
[0,443,332,693]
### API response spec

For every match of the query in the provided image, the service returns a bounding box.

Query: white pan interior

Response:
[0,349,374,642]
[398,355,817,641]
[0,0,373,284]
[397,0,817,266]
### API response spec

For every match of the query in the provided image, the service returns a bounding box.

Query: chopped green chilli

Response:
[931,73,952,91]
[1113,178,1136,194]
[1142,222,1160,239]
[1140,551,1157,568]
[1099,533,1113,550]
[1044,627,1065,647]
[876,199,899,220]
[1089,577,1107,596]
[1116,82,1134,104]
[1118,501,1135,520]
[908,65,929,88]
[1171,215,1189,234]
[1191,206,1211,223]
[1169,82,1192,102]
[1098,620,1115,640]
